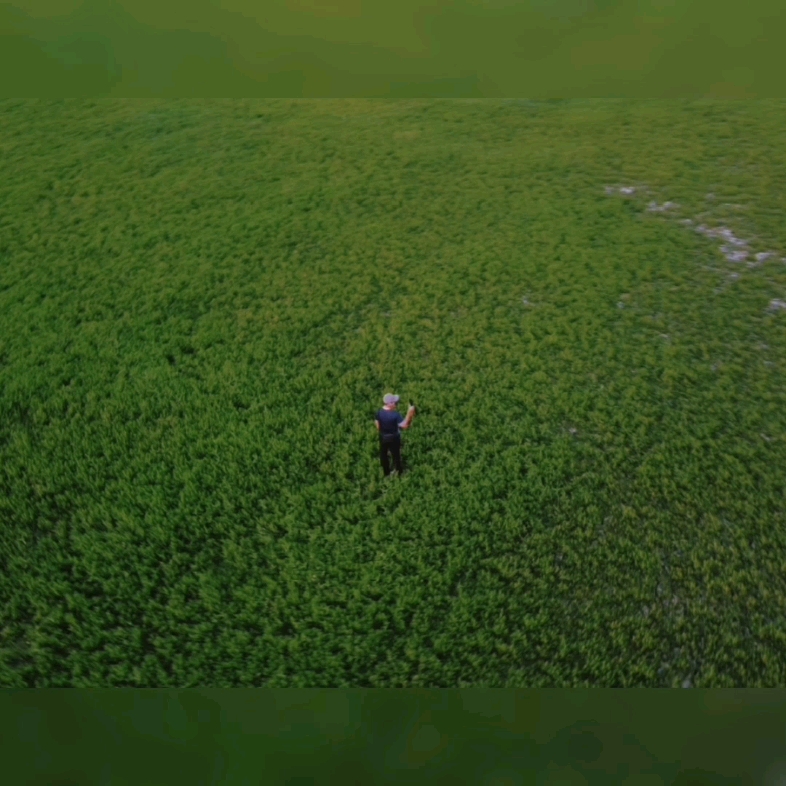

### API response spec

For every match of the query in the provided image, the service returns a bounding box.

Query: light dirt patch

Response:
[767,299,786,313]
[603,186,784,311]
[694,224,753,263]
[646,200,678,213]
[605,185,649,196]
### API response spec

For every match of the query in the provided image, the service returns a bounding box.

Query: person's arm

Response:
[375,419,380,431]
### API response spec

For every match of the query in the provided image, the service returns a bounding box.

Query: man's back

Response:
[376,408,404,438]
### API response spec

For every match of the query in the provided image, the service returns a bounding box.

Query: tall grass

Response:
[1,98,785,686]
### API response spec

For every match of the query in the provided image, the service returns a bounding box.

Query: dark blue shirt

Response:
[376,408,404,438]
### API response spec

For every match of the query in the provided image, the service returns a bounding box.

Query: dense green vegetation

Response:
[1,98,785,687]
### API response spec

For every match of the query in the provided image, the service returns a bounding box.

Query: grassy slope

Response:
[1,98,785,687]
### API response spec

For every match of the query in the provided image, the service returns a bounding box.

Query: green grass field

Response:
[2,98,786,687]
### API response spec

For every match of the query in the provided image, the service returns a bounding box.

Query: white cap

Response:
[383,393,400,405]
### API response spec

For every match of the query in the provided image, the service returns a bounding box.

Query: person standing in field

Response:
[375,393,416,477]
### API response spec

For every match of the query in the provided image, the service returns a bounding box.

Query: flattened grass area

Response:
[1,98,786,687]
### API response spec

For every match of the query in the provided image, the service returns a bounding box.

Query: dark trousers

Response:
[379,435,403,476]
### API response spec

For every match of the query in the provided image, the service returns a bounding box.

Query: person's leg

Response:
[391,437,403,475]
[380,438,391,476]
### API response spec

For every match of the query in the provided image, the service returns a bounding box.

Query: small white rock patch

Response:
[602,187,784,315]
[646,201,678,213]
[605,185,642,196]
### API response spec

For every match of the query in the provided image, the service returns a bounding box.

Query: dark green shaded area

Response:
[3,689,786,784]
[0,1,784,97]
[1,98,786,689]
